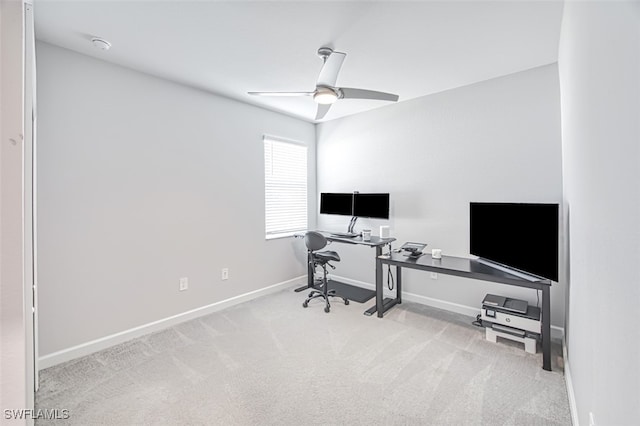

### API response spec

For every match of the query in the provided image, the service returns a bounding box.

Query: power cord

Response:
[386,242,395,290]
[472,314,484,327]
[387,264,394,290]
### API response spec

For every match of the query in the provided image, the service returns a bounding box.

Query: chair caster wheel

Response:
[344,299,349,305]
[324,307,330,313]
[302,301,308,308]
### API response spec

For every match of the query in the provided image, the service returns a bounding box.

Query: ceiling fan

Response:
[248,47,399,120]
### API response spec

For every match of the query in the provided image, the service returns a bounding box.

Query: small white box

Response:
[379,225,390,239]
[486,327,537,354]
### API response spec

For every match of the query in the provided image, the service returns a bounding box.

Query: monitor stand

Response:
[347,216,358,234]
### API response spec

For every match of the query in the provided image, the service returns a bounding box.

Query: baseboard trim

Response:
[38,276,305,370]
[563,338,580,426]
[331,274,565,341]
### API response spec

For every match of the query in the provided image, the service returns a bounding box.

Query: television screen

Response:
[353,193,390,219]
[320,193,353,216]
[470,202,559,281]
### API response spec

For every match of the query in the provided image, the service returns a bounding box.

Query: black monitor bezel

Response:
[353,193,390,220]
[319,193,354,216]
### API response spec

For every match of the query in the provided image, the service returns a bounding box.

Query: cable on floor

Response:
[472,314,484,327]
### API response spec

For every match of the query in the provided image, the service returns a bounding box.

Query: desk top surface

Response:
[295,231,396,247]
[322,232,396,247]
[379,252,551,288]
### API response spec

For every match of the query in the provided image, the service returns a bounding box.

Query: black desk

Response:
[374,252,553,371]
[295,232,396,297]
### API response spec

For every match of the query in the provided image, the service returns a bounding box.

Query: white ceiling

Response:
[34,0,564,123]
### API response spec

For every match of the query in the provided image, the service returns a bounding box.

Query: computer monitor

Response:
[353,193,390,219]
[320,193,354,216]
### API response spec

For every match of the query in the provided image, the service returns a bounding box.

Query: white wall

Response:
[316,64,565,329]
[559,1,640,424]
[36,42,315,357]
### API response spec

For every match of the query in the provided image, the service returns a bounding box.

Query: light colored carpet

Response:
[36,288,571,425]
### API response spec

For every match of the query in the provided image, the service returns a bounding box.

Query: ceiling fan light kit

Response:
[313,87,338,104]
[248,46,398,120]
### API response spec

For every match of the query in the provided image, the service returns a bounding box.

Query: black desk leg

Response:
[365,245,401,317]
[364,247,384,318]
[541,285,552,371]
[294,251,314,292]
[396,266,402,304]
[376,256,384,317]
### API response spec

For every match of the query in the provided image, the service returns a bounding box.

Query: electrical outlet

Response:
[179,277,188,291]
[430,272,438,279]
[221,268,229,280]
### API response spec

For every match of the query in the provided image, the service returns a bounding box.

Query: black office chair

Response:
[302,231,349,313]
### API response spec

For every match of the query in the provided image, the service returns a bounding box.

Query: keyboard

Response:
[330,232,359,238]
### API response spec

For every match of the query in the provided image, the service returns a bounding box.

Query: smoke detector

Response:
[91,37,111,51]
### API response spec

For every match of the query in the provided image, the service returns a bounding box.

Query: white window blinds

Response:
[264,136,308,238]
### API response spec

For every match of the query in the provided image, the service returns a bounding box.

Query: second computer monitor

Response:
[353,193,389,219]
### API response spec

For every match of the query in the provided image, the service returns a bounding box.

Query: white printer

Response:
[481,294,541,354]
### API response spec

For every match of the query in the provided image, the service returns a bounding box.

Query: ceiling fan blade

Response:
[315,104,331,120]
[247,91,313,97]
[316,51,346,87]
[339,88,399,102]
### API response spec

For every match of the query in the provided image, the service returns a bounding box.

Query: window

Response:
[264,136,308,239]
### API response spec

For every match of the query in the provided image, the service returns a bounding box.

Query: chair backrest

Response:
[304,231,327,252]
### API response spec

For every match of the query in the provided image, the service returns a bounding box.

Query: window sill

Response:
[265,232,301,240]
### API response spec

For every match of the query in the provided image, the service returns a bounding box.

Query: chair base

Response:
[303,256,348,313]
[302,288,349,313]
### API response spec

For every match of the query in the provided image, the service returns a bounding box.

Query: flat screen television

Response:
[353,193,390,219]
[470,202,559,282]
[320,193,353,216]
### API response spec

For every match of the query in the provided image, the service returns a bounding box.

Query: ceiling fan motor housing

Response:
[317,47,334,61]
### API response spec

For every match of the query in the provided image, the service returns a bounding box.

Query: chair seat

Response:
[315,250,340,263]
